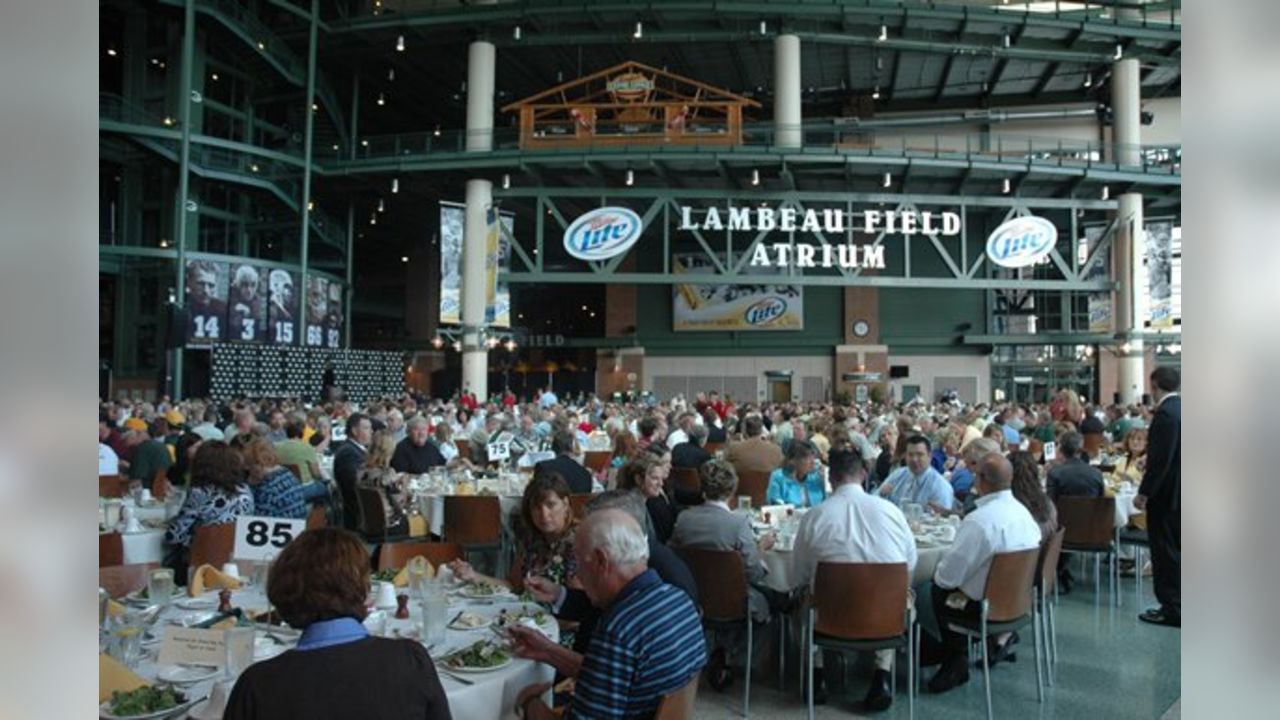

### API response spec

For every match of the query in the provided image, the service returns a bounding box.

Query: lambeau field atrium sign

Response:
[677,204,962,269]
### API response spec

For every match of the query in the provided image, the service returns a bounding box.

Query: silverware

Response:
[436,667,475,686]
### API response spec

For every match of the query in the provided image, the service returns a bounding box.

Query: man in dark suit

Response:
[671,423,712,470]
[1135,367,1180,627]
[1046,430,1106,593]
[534,429,593,494]
[523,490,697,655]
[332,413,371,532]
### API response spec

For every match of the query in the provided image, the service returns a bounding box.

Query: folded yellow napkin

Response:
[99,653,148,702]
[106,599,126,617]
[408,515,429,538]
[392,556,434,587]
[189,564,243,597]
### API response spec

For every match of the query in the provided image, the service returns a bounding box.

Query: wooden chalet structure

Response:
[502,61,760,150]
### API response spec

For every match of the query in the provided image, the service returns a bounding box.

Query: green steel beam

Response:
[298,0,319,338]
[172,0,196,398]
[98,245,344,282]
[500,271,1113,291]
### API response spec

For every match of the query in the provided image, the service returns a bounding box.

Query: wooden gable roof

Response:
[501,61,760,111]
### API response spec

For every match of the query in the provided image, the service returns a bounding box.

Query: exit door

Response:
[768,378,791,403]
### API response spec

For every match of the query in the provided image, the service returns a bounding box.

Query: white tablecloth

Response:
[762,537,951,592]
[411,493,523,538]
[1113,488,1141,529]
[124,584,556,720]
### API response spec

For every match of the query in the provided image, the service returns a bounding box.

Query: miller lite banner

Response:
[672,253,803,331]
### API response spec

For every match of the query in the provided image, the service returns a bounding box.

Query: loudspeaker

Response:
[165,304,187,348]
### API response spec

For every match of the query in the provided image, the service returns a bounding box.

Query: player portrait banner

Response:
[185,259,230,346]
[1146,221,1174,328]
[439,201,512,328]
[267,268,300,345]
[1083,227,1112,333]
[304,276,344,349]
[226,262,269,343]
[671,252,803,331]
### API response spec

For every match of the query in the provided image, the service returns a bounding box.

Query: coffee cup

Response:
[221,562,241,579]
[374,581,398,609]
[139,488,153,504]
[123,517,143,533]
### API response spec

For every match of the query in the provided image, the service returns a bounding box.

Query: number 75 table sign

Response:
[233,516,307,562]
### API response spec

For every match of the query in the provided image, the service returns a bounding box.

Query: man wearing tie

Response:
[1134,367,1181,627]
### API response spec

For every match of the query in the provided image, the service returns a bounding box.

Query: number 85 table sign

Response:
[233,516,307,562]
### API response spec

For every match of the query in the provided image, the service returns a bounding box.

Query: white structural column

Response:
[1111,56,1144,403]
[773,34,802,148]
[460,38,496,399]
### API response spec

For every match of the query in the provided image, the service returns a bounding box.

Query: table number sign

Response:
[1043,441,1056,462]
[233,515,306,562]
[487,440,511,461]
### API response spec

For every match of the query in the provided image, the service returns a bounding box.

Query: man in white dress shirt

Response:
[792,443,916,712]
[926,453,1041,694]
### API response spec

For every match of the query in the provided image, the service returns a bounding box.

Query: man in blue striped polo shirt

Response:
[512,509,706,719]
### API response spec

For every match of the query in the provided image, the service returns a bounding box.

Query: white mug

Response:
[374,581,398,609]
[139,489,153,504]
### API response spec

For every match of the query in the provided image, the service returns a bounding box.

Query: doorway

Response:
[767,377,791,403]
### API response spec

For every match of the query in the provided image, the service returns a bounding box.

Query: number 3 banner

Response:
[233,516,307,562]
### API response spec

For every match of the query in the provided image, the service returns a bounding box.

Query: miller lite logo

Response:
[744,297,788,326]
[563,207,644,261]
[985,216,1058,268]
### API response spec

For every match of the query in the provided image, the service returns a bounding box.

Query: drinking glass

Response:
[107,611,145,668]
[223,626,255,679]
[421,586,448,645]
[99,587,110,627]
[905,503,924,525]
[147,568,175,607]
[737,496,752,513]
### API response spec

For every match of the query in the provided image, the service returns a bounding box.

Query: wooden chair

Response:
[1035,528,1066,683]
[807,562,916,720]
[1055,496,1119,607]
[454,439,472,462]
[99,563,158,599]
[734,469,770,510]
[583,451,612,474]
[443,496,504,576]
[99,474,126,498]
[670,467,703,507]
[677,547,756,717]
[1082,433,1104,460]
[569,493,593,520]
[355,487,393,543]
[1027,439,1044,462]
[941,547,1044,720]
[654,673,701,720]
[376,541,464,572]
[305,505,328,530]
[99,532,124,567]
[189,523,237,570]
[151,470,171,501]
[704,442,725,455]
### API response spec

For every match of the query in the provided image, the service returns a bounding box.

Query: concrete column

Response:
[773,34,802,148]
[465,40,496,152]
[461,179,492,401]
[459,37,497,399]
[1111,56,1144,404]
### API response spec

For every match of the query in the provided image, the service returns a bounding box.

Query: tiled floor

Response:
[692,572,1181,719]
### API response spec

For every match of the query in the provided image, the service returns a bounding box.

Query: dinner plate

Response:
[98,695,202,720]
[457,586,512,600]
[440,656,513,674]
[915,536,938,548]
[173,597,217,610]
[156,664,219,685]
[448,613,491,632]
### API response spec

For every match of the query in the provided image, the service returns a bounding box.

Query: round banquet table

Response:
[762,536,952,593]
[123,583,556,720]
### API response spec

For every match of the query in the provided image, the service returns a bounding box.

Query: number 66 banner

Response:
[233,516,307,562]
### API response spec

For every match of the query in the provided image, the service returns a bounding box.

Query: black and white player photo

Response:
[227,263,267,342]
[267,268,298,344]
[185,259,228,343]
[305,276,328,346]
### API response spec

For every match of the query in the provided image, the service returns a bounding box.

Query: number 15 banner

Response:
[233,516,307,562]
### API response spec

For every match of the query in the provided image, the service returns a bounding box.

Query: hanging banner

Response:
[439,202,512,328]
[184,260,229,346]
[226,262,269,343]
[672,253,803,331]
[1146,221,1174,328]
[1083,227,1112,333]
[267,268,299,345]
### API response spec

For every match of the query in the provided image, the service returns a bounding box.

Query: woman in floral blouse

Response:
[241,438,308,520]
[165,441,255,582]
[450,471,578,592]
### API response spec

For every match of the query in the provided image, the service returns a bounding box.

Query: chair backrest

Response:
[355,487,389,537]
[569,493,593,520]
[734,469,770,509]
[704,442,725,455]
[812,562,909,640]
[677,547,748,622]
[454,439,472,462]
[583,451,612,474]
[1055,496,1116,549]
[1027,439,1044,461]
[983,547,1040,622]
[99,533,124,567]
[1037,527,1067,595]
[305,504,328,530]
[99,474,126,498]
[671,467,702,499]
[1082,433,1104,459]
[443,496,502,545]
[377,541,464,571]
[152,471,171,501]
[99,563,158,599]
[189,523,237,569]
[654,673,700,720]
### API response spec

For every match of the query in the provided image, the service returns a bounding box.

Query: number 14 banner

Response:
[233,515,307,562]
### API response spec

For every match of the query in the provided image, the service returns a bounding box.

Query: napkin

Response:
[408,515,429,538]
[106,599,126,617]
[392,556,434,587]
[99,653,148,702]
[189,564,243,597]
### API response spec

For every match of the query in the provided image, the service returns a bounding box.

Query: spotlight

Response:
[1003,33,1011,48]
[751,169,760,186]
[1083,72,1092,88]
[513,25,522,40]
[377,198,385,213]
[760,20,767,35]
[882,172,891,188]
[1002,178,1011,194]
[370,214,377,226]
[626,169,634,186]
[871,85,881,100]
[391,177,399,193]
[388,68,395,81]
[504,339,517,352]
[107,48,117,57]
[878,25,887,42]
[502,173,511,189]
[433,125,441,137]
[1101,185,1110,200]
[377,92,385,106]
[431,336,444,349]
[634,21,643,39]
[396,34,405,52]
[401,256,409,263]
[1114,43,1123,60]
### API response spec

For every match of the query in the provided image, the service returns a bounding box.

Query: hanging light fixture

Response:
[1002,178,1012,194]
[391,177,399,193]
[882,172,891,188]
[760,20,767,35]
[388,68,395,81]
[751,168,760,186]
[872,85,881,100]
[377,91,385,106]
[396,34,405,52]
[377,197,385,213]
[626,169,635,186]
[502,173,511,189]
[634,21,643,39]
[370,213,377,226]
[878,24,887,42]
[513,25,522,40]
[1101,185,1110,200]
[433,125,441,137]
[1114,43,1123,60]
[1003,33,1011,48]
[1083,71,1093,88]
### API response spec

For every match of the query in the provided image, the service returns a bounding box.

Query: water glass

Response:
[148,568,175,607]
[905,503,924,525]
[223,626,255,679]
[737,496,752,513]
[107,612,145,668]
[421,587,448,645]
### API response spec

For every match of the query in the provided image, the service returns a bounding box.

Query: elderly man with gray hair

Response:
[511,509,706,720]
[389,415,446,474]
